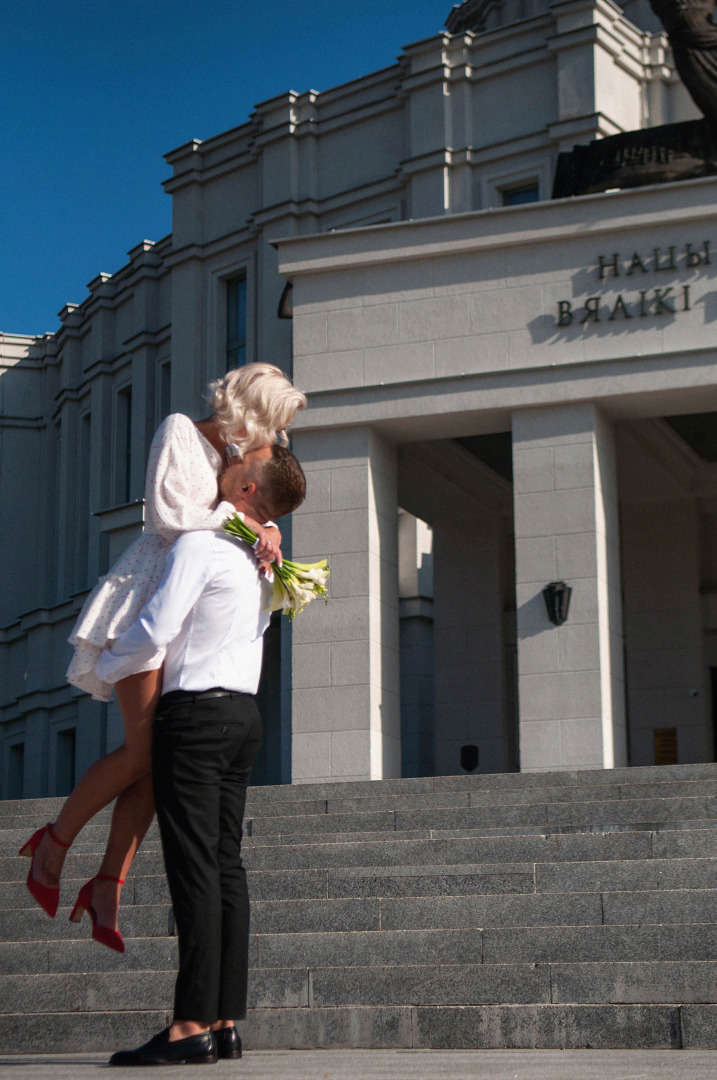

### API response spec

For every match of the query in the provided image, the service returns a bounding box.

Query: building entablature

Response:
[157,2,690,255]
[51,240,170,345]
[277,176,717,438]
[645,30,674,77]
[549,0,629,34]
[0,333,50,364]
[278,176,717,271]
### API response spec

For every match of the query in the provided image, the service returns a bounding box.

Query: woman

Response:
[19,362,306,955]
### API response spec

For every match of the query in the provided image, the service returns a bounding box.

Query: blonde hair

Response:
[208,363,306,457]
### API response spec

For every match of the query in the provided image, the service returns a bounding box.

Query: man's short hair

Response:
[259,445,306,518]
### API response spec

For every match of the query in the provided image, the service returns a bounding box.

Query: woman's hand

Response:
[244,518,283,567]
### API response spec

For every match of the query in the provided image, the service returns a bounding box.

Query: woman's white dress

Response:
[66,413,237,702]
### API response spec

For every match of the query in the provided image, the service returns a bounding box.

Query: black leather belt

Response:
[159,688,248,707]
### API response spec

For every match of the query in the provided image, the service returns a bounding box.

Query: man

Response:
[94,444,306,1067]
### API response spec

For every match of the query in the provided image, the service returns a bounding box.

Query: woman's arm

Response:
[219,456,283,564]
[144,415,238,539]
[243,517,282,566]
[145,415,283,565]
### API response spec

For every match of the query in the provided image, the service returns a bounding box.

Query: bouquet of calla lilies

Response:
[223,513,329,619]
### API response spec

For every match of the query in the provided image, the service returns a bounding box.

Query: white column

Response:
[512,403,626,771]
[290,426,400,783]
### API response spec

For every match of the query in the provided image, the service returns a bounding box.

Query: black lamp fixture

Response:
[460,744,479,772]
[542,581,572,626]
[277,281,293,319]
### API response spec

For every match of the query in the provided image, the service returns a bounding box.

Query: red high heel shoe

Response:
[18,823,71,918]
[69,874,125,953]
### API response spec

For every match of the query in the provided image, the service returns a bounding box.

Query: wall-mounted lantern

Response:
[277,281,293,319]
[460,744,479,772]
[542,581,572,626]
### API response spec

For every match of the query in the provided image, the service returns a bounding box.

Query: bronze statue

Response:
[649,0,717,129]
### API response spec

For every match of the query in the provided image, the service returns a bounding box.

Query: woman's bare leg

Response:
[90,772,156,931]
[28,670,162,900]
[100,772,156,880]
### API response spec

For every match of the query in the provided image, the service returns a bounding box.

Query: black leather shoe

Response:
[108,1027,217,1066]
[215,1026,242,1059]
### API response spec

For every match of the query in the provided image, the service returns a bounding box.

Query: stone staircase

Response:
[2,762,717,1052]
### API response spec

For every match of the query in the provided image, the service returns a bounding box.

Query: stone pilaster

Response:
[512,403,626,771]
[290,427,400,782]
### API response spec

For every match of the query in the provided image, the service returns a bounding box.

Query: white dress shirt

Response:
[95,531,273,695]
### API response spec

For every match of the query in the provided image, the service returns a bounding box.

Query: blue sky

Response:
[2,0,451,336]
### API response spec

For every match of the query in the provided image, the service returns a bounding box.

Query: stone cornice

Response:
[52,358,129,412]
[50,238,170,335]
[166,178,405,269]
[275,175,717,275]
[1,683,83,722]
[0,595,82,639]
[288,345,717,442]
[163,67,404,191]
[0,415,45,430]
[94,499,145,532]
[121,326,171,350]
[164,94,403,196]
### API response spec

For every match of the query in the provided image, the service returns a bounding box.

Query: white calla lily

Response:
[223,514,330,620]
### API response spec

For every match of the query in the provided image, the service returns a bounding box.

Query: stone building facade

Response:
[1,0,714,796]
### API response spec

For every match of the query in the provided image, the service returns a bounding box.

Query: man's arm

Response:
[94,532,213,686]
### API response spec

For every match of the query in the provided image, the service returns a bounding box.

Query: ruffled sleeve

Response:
[144,414,237,542]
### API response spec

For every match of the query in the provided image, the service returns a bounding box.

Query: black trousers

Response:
[152,691,262,1023]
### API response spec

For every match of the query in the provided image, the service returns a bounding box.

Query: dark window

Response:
[502,184,539,206]
[56,728,77,796]
[7,742,24,799]
[115,386,133,503]
[76,411,91,588]
[664,412,717,462]
[251,613,282,785]
[159,360,171,424]
[456,432,513,481]
[711,669,717,762]
[226,274,247,370]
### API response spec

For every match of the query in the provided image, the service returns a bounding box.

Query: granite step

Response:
[0,848,165,883]
[254,960,717,1008]
[242,761,717,800]
[6,855,717,909]
[0,1010,171,1054]
[5,826,717,887]
[5,918,717,975]
[240,1002,714,1051]
[0,822,160,850]
[0,936,178,976]
[4,762,717,817]
[316,779,717,813]
[2,765,717,1052]
[251,922,717,968]
[248,855,717,901]
[243,887,717,934]
[246,795,717,837]
[0,903,171,942]
[0,1001,714,1053]
[241,815,717,846]
[4,815,717,862]
[4,960,717,1015]
[0,970,176,1015]
[248,778,717,820]
[238,827,717,871]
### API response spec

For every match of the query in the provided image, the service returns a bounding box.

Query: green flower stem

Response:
[223,513,329,619]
